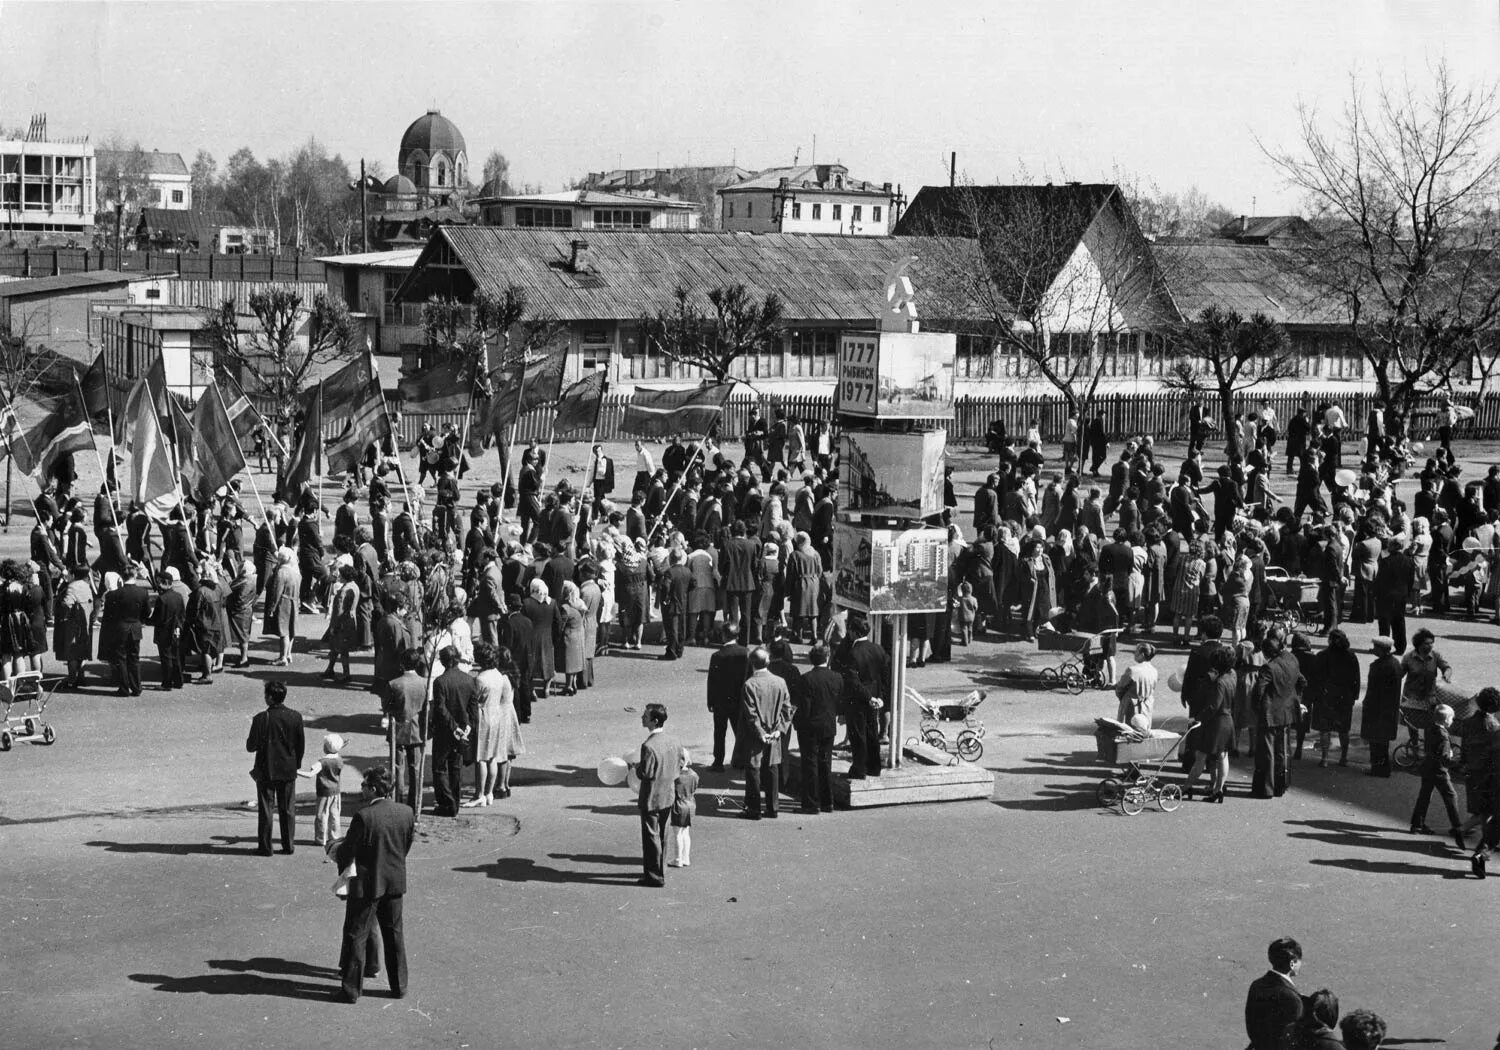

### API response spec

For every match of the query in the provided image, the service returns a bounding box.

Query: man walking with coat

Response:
[740,647,793,819]
[335,765,415,1003]
[428,646,474,817]
[1251,637,1306,798]
[706,638,749,770]
[246,680,305,855]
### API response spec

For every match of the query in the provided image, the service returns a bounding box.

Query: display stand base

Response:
[829,744,995,809]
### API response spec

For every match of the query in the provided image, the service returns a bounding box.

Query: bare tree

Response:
[639,284,785,385]
[911,180,1178,451]
[200,289,357,437]
[1266,62,1500,414]
[1160,307,1295,439]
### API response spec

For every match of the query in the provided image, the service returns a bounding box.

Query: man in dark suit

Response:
[1373,537,1415,653]
[740,647,793,819]
[246,680,305,855]
[31,510,64,619]
[719,520,761,644]
[382,648,428,813]
[1284,402,1311,475]
[498,595,535,722]
[972,475,998,535]
[796,644,842,813]
[1251,637,1306,798]
[428,645,474,816]
[658,549,692,660]
[335,765,415,1003]
[636,702,682,887]
[839,616,889,778]
[588,444,615,510]
[151,570,187,690]
[1244,936,1304,1050]
[110,566,156,696]
[706,638,749,770]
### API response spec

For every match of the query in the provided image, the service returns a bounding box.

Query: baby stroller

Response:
[1037,626,1123,694]
[904,686,986,762]
[1094,718,1192,814]
[0,671,57,751]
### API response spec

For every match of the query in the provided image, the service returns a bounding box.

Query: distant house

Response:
[1213,215,1320,246]
[577,166,753,227]
[95,149,192,211]
[718,165,897,236]
[473,190,699,231]
[135,208,276,254]
[318,247,426,372]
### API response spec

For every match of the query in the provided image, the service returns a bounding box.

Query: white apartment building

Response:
[0,116,96,237]
[96,149,192,211]
[718,164,895,236]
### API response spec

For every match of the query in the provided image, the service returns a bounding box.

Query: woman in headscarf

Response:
[93,570,125,691]
[323,561,361,683]
[395,560,425,645]
[55,565,95,688]
[263,546,300,666]
[614,537,650,651]
[186,562,226,684]
[224,557,256,667]
[576,563,602,689]
[594,536,618,653]
[754,539,784,646]
[463,642,525,805]
[523,577,558,695]
[353,526,380,653]
[1114,642,1158,731]
[556,580,588,695]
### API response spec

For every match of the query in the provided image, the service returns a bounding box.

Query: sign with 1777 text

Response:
[836,331,957,420]
[838,333,880,417]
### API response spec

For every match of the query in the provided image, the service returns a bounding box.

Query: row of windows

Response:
[953,330,1367,380]
[514,206,574,228]
[621,326,840,380]
[592,208,652,229]
[724,199,883,225]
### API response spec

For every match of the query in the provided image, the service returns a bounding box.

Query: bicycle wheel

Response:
[1158,784,1182,812]
[1121,788,1145,815]
[1096,777,1122,806]
[956,731,983,762]
[1392,740,1417,770]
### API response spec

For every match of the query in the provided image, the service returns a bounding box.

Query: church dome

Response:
[383,173,418,195]
[399,109,466,165]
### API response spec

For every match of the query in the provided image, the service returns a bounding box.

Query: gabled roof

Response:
[1214,215,1318,243]
[317,248,424,269]
[0,269,144,299]
[895,184,1147,316]
[473,190,697,210]
[719,165,890,195]
[395,226,979,324]
[137,208,238,238]
[1155,241,1341,326]
[96,149,189,177]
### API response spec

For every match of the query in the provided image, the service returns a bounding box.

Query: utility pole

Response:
[360,158,369,253]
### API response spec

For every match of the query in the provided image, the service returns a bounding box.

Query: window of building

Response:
[788,329,836,377]
[747,202,754,219]
[873,206,883,223]
[955,331,996,379]
[515,207,573,228]
[791,203,802,220]
[592,209,651,229]
[832,204,842,222]
[171,189,184,204]
[727,201,735,218]
[382,272,404,324]
[852,205,862,223]
[812,203,822,220]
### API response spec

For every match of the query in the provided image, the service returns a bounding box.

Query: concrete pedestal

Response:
[829,742,995,809]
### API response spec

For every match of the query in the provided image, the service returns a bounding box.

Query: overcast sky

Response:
[1,0,1496,212]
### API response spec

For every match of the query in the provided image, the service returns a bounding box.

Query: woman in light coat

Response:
[262,547,300,666]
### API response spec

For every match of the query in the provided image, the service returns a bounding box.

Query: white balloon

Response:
[596,756,628,786]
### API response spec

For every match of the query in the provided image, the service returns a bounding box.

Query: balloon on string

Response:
[1167,671,1184,693]
[596,756,628,786]
[1463,536,1483,553]
[1475,524,1495,550]
[1334,468,1357,489]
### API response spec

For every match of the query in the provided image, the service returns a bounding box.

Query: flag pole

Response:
[74,372,121,531]
[644,436,707,548]
[0,385,26,534]
[495,350,530,524]
[216,383,267,524]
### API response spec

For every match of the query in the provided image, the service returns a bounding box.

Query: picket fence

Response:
[382,389,1500,449]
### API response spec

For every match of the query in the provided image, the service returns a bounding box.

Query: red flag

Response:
[188,383,248,502]
[131,377,179,522]
[277,387,323,503]
[622,383,736,439]
[325,352,391,475]
[552,371,607,437]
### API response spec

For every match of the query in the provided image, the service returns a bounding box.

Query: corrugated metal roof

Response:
[0,270,145,298]
[400,227,982,323]
[1156,242,1340,326]
[719,165,888,194]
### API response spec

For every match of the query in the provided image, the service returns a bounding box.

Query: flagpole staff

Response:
[495,355,530,525]
[215,383,268,524]
[644,436,707,548]
[74,373,121,531]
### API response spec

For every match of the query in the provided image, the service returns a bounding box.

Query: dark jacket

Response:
[1374,550,1415,602]
[1253,651,1306,728]
[706,643,750,714]
[1244,971,1303,1050]
[796,665,842,738]
[720,536,762,593]
[111,581,155,641]
[430,665,475,748]
[150,587,187,646]
[333,797,415,899]
[246,703,305,782]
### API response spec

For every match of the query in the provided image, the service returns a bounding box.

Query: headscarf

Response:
[102,571,122,592]
[276,546,295,566]
[561,580,584,609]
[528,578,551,604]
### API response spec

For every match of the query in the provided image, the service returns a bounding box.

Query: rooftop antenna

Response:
[792,146,800,166]
[811,134,816,166]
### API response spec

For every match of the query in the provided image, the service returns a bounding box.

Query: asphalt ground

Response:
[2,436,1498,1049]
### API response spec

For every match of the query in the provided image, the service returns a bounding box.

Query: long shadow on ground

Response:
[130,957,337,1000]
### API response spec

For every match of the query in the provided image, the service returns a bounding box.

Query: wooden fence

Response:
[0,248,324,283]
[382,388,1500,448]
